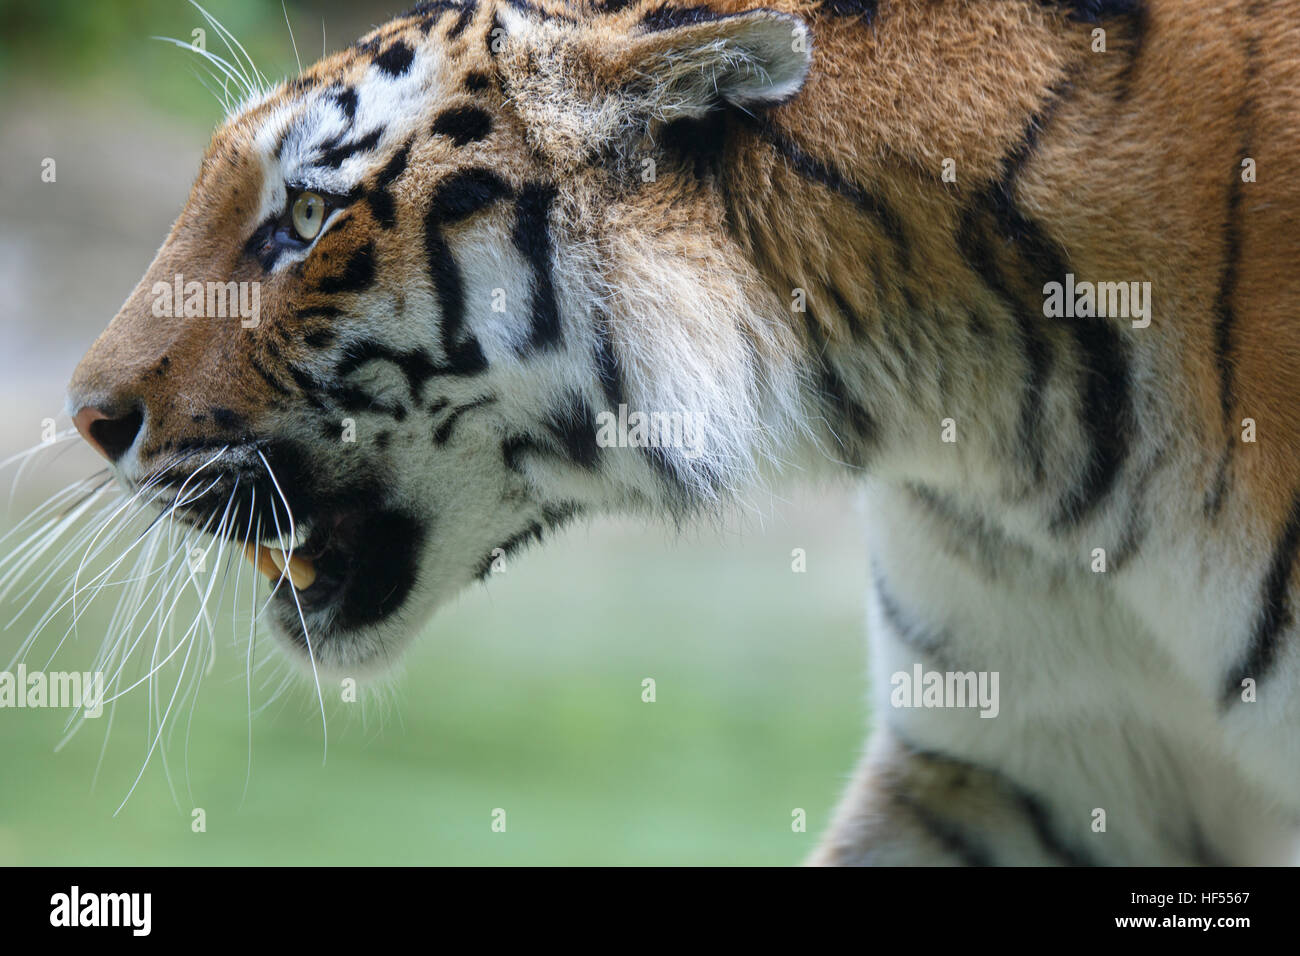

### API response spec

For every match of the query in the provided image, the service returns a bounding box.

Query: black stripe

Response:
[353,34,381,57]
[295,306,341,320]
[366,191,396,232]
[408,0,462,19]
[373,40,415,77]
[303,329,335,349]
[800,308,877,460]
[873,572,951,661]
[283,362,329,409]
[376,142,411,188]
[1107,492,1148,573]
[896,736,1100,866]
[1051,288,1133,529]
[593,313,626,412]
[434,395,496,445]
[744,227,876,466]
[1013,790,1097,867]
[501,0,575,20]
[822,0,877,20]
[512,184,562,351]
[741,114,911,272]
[1210,160,1245,441]
[286,360,406,419]
[317,241,377,295]
[447,1,477,38]
[542,501,582,529]
[474,520,544,580]
[424,228,488,376]
[428,167,511,224]
[1205,31,1256,519]
[501,433,542,473]
[895,794,993,867]
[641,444,695,503]
[431,105,493,146]
[961,86,1133,526]
[331,87,358,121]
[366,142,412,229]
[335,342,438,401]
[905,483,1022,580]
[1223,490,1300,705]
[957,204,1053,485]
[542,395,600,469]
[1037,0,1142,21]
[1113,0,1148,99]
[640,4,724,31]
[284,76,317,96]
[827,283,867,342]
[248,354,291,396]
[423,170,510,376]
[1205,435,1235,518]
[317,128,382,169]
[409,1,460,33]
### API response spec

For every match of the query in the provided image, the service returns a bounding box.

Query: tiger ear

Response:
[498,8,811,161]
[617,9,813,118]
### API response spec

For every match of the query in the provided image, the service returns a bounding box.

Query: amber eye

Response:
[291,191,327,241]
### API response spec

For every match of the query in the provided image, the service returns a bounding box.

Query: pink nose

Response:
[72,404,144,463]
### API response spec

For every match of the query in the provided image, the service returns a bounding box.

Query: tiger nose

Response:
[72,403,145,463]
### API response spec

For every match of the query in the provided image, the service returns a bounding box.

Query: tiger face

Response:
[65,2,810,673]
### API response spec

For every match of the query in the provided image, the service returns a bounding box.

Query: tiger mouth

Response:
[144,443,427,654]
[246,506,428,646]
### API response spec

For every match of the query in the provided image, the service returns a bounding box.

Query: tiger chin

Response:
[61,0,1300,865]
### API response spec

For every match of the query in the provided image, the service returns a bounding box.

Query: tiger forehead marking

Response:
[47,0,1300,866]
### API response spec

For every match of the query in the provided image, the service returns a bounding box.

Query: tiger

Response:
[53,0,1300,865]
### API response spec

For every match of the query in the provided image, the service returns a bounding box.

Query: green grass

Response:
[0,505,870,865]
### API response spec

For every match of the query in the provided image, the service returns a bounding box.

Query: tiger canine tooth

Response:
[243,541,281,584]
[242,541,317,590]
[266,546,317,590]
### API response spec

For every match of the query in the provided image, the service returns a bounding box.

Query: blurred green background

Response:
[0,0,869,865]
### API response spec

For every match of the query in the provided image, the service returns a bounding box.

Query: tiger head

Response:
[65,1,812,673]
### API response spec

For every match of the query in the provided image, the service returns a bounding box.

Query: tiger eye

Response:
[291,191,327,241]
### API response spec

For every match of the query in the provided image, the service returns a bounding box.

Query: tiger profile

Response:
[53,0,1300,865]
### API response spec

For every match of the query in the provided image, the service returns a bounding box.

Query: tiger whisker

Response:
[152,36,256,106]
[15,482,179,663]
[241,504,260,806]
[258,448,328,763]
[95,507,227,706]
[282,0,302,76]
[189,0,269,97]
[118,581,202,816]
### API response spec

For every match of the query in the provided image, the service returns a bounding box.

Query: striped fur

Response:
[62,0,1300,863]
